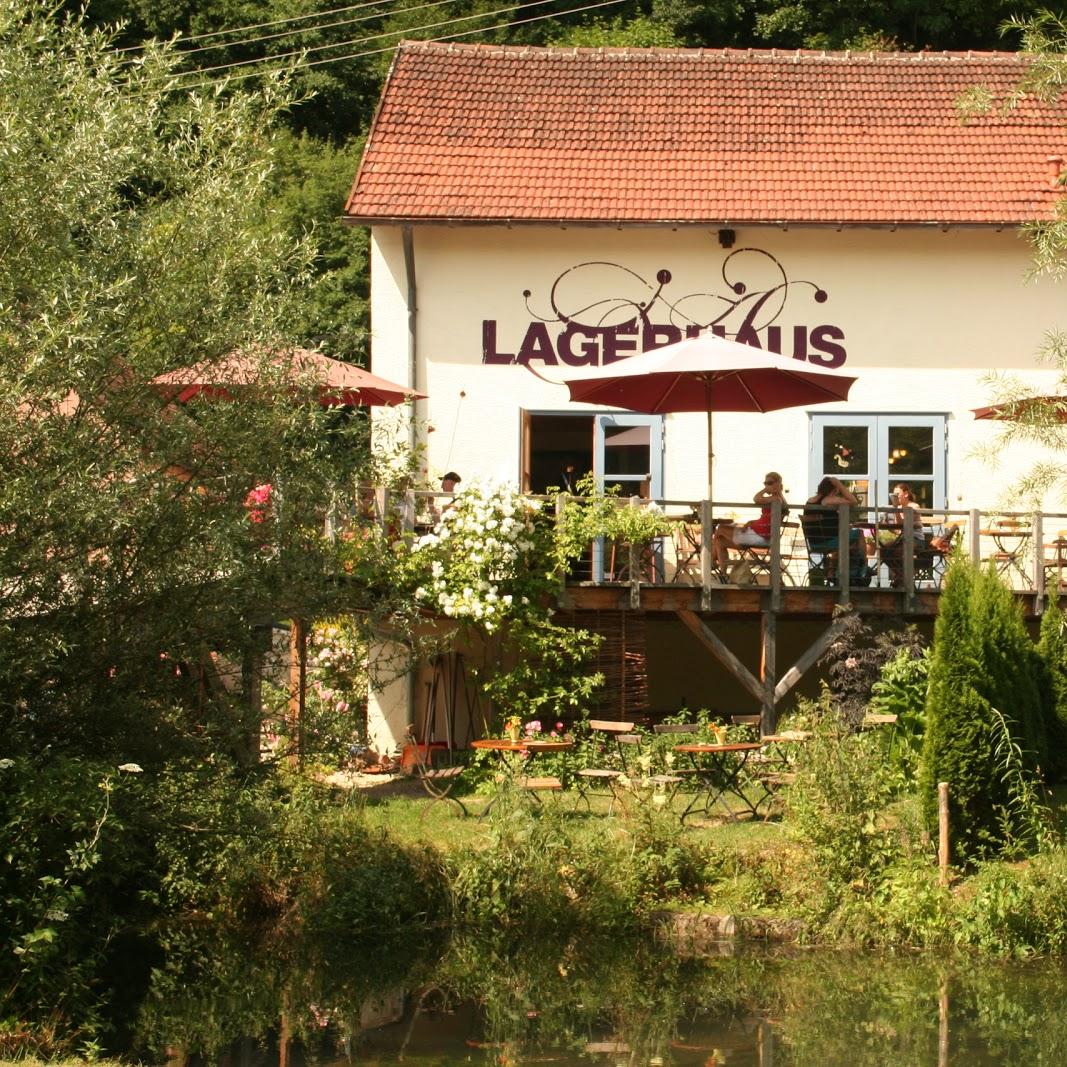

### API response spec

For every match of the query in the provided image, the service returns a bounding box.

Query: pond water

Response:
[145,931,1067,1067]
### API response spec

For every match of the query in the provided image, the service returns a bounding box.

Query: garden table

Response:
[471,738,572,807]
[673,742,762,822]
[979,524,1031,586]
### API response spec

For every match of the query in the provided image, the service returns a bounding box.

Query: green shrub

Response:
[784,713,899,910]
[920,560,1048,861]
[1037,594,1067,782]
[448,784,708,932]
[869,645,930,783]
[0,756,157,1057]
[956,847,1067,956]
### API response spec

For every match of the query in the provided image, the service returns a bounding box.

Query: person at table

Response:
[427,471,462,523]
[801,476,861,581]
[711,471,788,578]
[882,482,925,585]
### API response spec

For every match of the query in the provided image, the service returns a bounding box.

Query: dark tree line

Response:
[63,0,1055,364]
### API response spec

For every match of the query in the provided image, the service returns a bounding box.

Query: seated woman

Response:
[801,476,861,582]
[881,482,925,586]
[711,472,788,578]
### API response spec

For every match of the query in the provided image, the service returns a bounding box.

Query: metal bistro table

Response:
[673,741,763,822]
[471,738,572,806]
[980,523,1032,586]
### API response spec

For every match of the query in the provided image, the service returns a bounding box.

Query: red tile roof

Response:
[344,43,1067,226]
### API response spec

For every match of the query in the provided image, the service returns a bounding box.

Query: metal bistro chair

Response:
[405,726,470,818]
[575,719,637,811]
[671,516,702,584]
[734,521,801,586]
[1043,529,1067,594]
[914,522,961,589]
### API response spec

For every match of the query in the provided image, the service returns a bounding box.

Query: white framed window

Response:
[809,414,947,509]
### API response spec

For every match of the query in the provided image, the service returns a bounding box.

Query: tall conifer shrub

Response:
[920,561,1047,860]
[1037,595,1067,782]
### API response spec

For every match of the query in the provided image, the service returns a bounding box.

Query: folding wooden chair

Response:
[575,719,636,811]
[405,726,469,818]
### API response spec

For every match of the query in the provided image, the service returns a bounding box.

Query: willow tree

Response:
[0,0,415,766]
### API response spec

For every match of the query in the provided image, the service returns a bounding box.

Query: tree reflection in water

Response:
[137,925,1067,1066]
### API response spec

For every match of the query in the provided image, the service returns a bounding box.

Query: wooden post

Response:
[969,508,981,564]
[903,506,915,610]
[757,1019,775,1067]
[837,503,851,606]
[938,781,950,886]
[769,498,782,611]
[628,496,640,609]
[1033,509,1045,614]
[700,498,713,611]
[279,1010,291,1067]
[288,618,307,767]
[760,610,777,736]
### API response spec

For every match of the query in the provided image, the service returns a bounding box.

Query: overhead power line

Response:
[173,0,464,57]
[169,0,623,82]
[114,0,402,52]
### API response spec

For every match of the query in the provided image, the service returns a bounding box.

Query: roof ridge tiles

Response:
[397,39,1027,63]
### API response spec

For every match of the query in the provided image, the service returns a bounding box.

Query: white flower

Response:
[118,763,143,774]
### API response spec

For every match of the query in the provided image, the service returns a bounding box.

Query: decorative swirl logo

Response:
[522,249,827,338]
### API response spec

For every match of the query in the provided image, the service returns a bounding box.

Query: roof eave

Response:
[340,214,1036,229]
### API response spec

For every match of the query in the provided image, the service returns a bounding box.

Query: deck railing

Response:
[340,487,1067,611]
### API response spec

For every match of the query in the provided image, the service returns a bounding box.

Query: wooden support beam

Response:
[773,615,852,703]
[903,506,916,610]
[676,609,764,705]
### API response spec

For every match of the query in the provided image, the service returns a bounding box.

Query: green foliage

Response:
[407,481,604,726]
[144,769,448,1052]
[553,473,676,567]
[547,13,682,46]
[869,645,930,781]
[0,757,153,1055]
[818,611,927,727]
[784,713,900,909]
[448,788,638,933]
[477,620,603,726]
[449,784,709,933]
[269,132,370,362]
[1037,595,1067,782]
[920,561,1048,862]
[0,0,413,771]
[956,847,1067,956]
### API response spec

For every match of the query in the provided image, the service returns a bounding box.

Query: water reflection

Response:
[140,923,1067,1067]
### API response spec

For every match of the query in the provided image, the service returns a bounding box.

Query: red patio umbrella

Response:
[151,347,424,407]
[558,331,857,500]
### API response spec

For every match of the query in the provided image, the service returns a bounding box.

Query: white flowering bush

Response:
[406,481,603,728]
[409,481,558,632]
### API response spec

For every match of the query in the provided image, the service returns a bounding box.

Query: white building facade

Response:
[346,43,1067,750]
